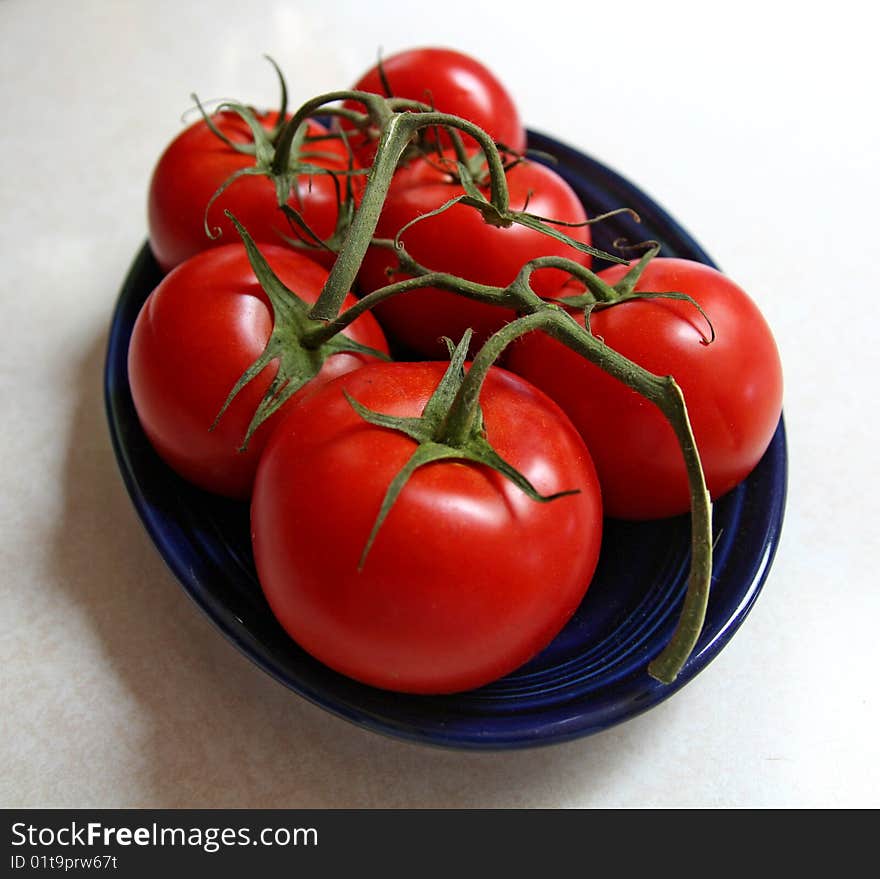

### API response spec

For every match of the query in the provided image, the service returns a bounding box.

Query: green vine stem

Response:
[302,248,603,349]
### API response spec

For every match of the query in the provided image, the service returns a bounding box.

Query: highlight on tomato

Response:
[506,257,784,519]
[250,354,603,694]
[127,242,389,499]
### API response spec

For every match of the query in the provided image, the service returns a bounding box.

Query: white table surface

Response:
[2,0,877,809]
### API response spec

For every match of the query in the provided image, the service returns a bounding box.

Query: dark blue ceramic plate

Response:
[105,131,787,750]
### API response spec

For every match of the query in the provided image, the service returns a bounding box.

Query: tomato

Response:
[251,361,603,694]
[357,155,592,358]
[506,258,784,519]
[344,47,527,163]
[148,112,354,274]
[128,243,389,499]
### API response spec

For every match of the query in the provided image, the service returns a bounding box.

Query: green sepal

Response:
[356,442,464,569]
[422,332,469,420]
[203,166,266,240]
[611,242,659,296]
[601,292,716,343]
[376,50,393,98]
[276,126,365,260]
[189,96,252,156]
[456,160,491,205]
[323,334,391,363]
[198,55,288,147]
[263,54,288,141]
[385,153,626,263]
[268,118,311,208]
[596,242,715,339]
[343,393,434,446]
[455,153,626,262]
[553,290,715,343]
[392,194,467,248]
[465,433,580,506]
[279,202,334,252]
[509,210,623,263]
[279,164,367,259]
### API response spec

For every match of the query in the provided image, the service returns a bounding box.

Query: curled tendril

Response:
[612,237,660,257]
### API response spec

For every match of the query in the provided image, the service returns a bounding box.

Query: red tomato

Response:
[148,112,353,273]
[251,362,603,694]
[357,155,592,358]
[128,243,388,499]
[344,47,527,162]
[506,258,784,519]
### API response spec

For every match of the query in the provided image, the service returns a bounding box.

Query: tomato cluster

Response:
[129,47,783,693]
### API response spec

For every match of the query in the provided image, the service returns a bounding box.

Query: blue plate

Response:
[104,131,787,749]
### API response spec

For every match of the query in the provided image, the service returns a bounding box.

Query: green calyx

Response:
[210,212,388,450]
[345,330,578,569]
[554,244,716,343]
[413,152,625,264]
[194,58,363,260]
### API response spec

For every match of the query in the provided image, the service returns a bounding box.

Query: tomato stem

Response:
[440,312,559,446]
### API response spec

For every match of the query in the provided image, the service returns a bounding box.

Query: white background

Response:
[1,0,877,808]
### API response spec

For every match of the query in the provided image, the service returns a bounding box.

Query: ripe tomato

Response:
[357,155,592,358]
[344,47,527,162]
[251,361,603,694]
[506,258,784,519]
[128,243,388,499]
[148,112,354,274]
